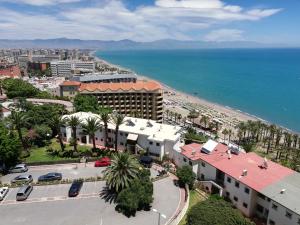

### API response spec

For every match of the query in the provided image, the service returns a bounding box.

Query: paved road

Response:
[0,163,160,184]
[0,178,181,225]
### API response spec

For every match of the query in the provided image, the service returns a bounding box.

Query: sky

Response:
[0,0,299,45]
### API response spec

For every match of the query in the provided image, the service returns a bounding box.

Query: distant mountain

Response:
[0,38,290,49]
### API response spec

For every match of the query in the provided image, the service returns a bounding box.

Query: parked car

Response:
[0,187,9,201]
[9,164,28,173]
[68,180,83,197]
[11,174,33,184]
[16,185,33,201]
[94,157,111,167]
[139,156,153,168]
[38,172,62,182]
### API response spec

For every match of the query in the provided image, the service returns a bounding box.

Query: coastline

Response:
[92,51,294,133]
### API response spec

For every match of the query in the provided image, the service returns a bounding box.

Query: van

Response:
[16,185,33,201]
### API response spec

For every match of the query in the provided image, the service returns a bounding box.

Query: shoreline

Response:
[92,51,295,133]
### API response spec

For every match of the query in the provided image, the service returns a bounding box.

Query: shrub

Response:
[186,197,255,225]
[176,165,196,189]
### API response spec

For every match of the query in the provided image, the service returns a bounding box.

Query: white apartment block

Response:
[174,141,300,225]
[51,61,95,77]
[61,112,184,160]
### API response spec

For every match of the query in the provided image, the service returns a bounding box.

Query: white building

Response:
[61,112,184,160]
[51,61,95,77]
[175,141,300,225]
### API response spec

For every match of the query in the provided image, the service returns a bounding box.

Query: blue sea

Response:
[97,49,300,132]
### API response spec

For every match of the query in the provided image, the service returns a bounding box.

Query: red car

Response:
[94,157,111,167]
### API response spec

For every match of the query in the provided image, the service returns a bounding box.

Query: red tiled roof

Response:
[60,81,81,86]
[0,65,21,78]
[181,143,294,191]
[79,80,162,92]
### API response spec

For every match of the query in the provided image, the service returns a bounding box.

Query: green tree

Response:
[33,124,52,147]
[112,113,125,151]
[176,165,196,189]
[65,115,82,152]
[0,123,22,168]
[74,94,98,113]
[186,197,255,225]
[49,114,65,151]
[103,153,141,192]
[99,108,111,148]
[2,78,39,98]
[81,117,102,149]
[9,110,30,152]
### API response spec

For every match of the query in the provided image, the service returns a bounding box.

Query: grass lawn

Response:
[24,139,92,163]
[178,190,206,225]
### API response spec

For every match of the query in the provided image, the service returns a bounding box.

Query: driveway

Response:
[0,178,181,225]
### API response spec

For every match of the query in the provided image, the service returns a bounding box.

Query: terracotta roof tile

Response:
[60,81,81,86]
[79,80,162,92]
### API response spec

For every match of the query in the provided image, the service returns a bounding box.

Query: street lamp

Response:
[152,208,166,225]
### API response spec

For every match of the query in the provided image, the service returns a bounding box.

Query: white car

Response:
[0,187,9,201]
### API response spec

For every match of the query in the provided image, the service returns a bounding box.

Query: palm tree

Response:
[9,110,29,152]
[103,153,140,192]
[0,79,3,96]
[99,108,110,148]
[65,115,82,152]
[49,114,65,151]
[0,104,3,119]
[228,129,233,143]
[165,109,170,119]
[222,128,228,142]
[112,113,125,151]
[82,117,101,149]
[200,115,209,128]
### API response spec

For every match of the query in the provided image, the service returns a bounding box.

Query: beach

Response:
[93,54,259,132]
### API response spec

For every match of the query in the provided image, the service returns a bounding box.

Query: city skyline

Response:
[0,0,299,46]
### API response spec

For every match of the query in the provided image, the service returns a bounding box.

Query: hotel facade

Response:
[59,80,163,122]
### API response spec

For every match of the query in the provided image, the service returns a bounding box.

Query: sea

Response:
[96,49,300,132]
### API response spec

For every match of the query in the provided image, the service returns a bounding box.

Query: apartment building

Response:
[61,112,183,160]
[174,140,300,225]
[51,60,95,77]
[59,80,163,122]
[70,73,137,83]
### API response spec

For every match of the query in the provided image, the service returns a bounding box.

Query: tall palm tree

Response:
[65,115,82,152]
[81,117,101,149]
[9,110,29,152]
[103,153,140,192]
[112,113,125,151]
[222,128,228,142]
[228,129,233,143]
[49,114,65,151]
[99,108,110,148]
[200,115,209,128]
[0,79,3,96]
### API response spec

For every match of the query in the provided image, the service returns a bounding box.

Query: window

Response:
[243,202,248,208]
[201,162,206,167]
[120,132,123,136]
[269,220,275,225]
[244,187,250,194]
[226,192,230,197]
[235,181,240,188]
[156,143,160,147]
[149,141,153,145]
[120,142,124,146]
[100,139,103,141]
[286,211,292,219]
[256,204,264,213]
[258,193,266,200]
[200,174,205,180]
[272,204,278,210]
[183,158,187,162]
[233,196,238,202]
[297,218,300,225]
[189,161,192,166]
[95,137,98,140]
[227,177,231,183]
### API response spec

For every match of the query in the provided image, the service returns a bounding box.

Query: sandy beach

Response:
[93,53,260,132]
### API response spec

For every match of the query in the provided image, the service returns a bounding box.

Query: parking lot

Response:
[0,178,181,225]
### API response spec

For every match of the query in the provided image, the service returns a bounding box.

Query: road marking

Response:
[0,193,100,206]
[1,188,12,204]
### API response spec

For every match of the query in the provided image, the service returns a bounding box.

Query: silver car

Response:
[11,174,33,184]
[16,185,33,201]
[0,187,9,201]
[9,164,28,173]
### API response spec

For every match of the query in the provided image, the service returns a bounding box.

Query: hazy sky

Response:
[0,0,299,45]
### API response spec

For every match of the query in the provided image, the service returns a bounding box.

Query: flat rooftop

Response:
[63,112,182,142]
[71,73,137,82]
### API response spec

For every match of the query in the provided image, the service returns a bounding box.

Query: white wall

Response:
[267,201,300,225]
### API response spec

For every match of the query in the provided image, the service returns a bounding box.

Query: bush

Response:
[187,197,255,225]
[176,165,196,189]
